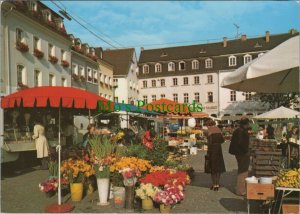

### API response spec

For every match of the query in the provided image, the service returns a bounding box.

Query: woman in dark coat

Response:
[205,119,226,191]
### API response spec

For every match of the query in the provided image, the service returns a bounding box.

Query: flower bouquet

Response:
[39,177,69,197]
[120,168,137,186]
[136,183,160,200]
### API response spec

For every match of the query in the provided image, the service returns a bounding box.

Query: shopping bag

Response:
[204,154,211,174]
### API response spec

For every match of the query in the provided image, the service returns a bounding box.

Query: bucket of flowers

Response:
[39,177,58,197]
[135,183,160,210]
[154,184,185,213]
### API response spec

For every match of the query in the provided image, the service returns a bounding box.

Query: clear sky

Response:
[44,1,299,52]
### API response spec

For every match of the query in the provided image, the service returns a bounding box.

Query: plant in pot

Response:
[39,177,58,197]
[89,135,116,206]
[16,41,29,52]
[34,48,44,59]
[60,158,95,202]
[61,60,69,68]
[135,183,160,210]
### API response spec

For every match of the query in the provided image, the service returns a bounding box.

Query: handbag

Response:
[204,154,211,174]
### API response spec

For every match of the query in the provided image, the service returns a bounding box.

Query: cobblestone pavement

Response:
[1,143,259,213]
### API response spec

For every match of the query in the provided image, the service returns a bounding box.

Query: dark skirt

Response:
[208,143,226,174]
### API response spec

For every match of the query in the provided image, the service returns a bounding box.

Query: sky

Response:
[44,1,299,53]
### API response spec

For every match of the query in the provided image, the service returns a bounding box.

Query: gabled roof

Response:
[102,48,135,76]
[139,32,298,63]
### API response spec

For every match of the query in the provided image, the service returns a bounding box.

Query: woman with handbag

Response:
[205,119,226,191]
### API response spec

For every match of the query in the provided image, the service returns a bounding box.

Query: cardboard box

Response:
[246,183,274,200]
[282,204,300,214]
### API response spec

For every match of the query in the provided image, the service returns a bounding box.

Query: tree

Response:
[252,93,299,110]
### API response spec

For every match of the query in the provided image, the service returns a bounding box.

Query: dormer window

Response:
[179,61,185,70]
[192,60,199,70]
[143,65,149,74]
[43,10,52,21]
[168,62,175,71]
[155,63,162,73]
[228,55,237,67]
[244,54,252,64]
[205,58,213,69]
[91,48,95,56]
[28,1,37,11]
[75,39,81,48]
[85,44,89,54]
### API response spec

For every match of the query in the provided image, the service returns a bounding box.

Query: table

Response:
[274,187,300,214]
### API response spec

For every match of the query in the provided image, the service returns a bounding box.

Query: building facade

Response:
[102,48,139,104]
[98,58,114,101]
[138,30,298,118]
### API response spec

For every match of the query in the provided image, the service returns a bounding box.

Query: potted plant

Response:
[48,55,58,64]
[72,73,79,81]
[89,135,116,206]
[80,75,86,82]
[60,159,95,201]
[61,60,69,68]
[34,48,44,59]
[87,76,93,82]
[17,82,29,91]
[16,41,29,52]
[136,183,160,210]
[39,177,58,197]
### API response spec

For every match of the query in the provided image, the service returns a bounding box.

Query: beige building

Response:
[98,58,114,101]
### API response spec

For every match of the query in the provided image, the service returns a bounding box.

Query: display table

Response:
[274,187,300,214]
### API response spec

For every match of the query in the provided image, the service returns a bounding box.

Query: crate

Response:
[282,204,300,214]
[246,183,275,200]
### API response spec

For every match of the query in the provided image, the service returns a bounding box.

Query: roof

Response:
[102,48,135,76]
[138,32,298,79]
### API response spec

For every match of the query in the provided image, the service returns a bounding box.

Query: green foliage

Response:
[164,160,181,167]
[48,161,58,177]
[94,164,110,178]
[126,144,148,159]
[89,135,115,159]
[115,145,127,158]
[110,171,124,187]
[145,138,168,166]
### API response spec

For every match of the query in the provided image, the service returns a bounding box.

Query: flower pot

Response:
[113,187,125,209]
[70,183,83,202]
[125,186,135,209]
[142,197,153,210]
[160,204,171,213]
[45,190,55,198]
[96,178,110,206]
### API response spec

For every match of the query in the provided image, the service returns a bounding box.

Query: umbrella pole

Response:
[58,106,61,205]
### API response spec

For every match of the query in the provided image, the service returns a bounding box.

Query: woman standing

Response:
[205,120,226,191]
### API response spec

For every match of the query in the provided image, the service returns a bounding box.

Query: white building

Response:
[138,31,298,119]
[102,48,139,104]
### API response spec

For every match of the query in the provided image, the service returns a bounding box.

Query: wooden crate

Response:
[282,204,300,214]
[246,183,275,200]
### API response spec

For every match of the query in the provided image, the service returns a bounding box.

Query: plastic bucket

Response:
[70,183,83,202]
[113,187,125,208]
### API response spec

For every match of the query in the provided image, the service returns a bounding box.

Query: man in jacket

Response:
[229,117,250,196]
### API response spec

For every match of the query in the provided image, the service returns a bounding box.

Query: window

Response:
[87,67,92,82]
[230,91,236,101]
[194,76,200,85]
[72,64,78,75]
[34,69,41,87]
[143,80,147,88]
[143,95,148,104]
[179,61,185,70]
[161,94,165,98]
[205,58,213,68]
[91,48,95,56]
[17,65,25,85]
[245,92,252,101]
[155,63,162,73]
[33,36,40,50]
[152,95,156,102]
[61,49,65,61]
[173,78,178,86]
[229,55,237,66]
[207,75,213,83]
[44,10,52,21]
[192,60,199,70]
[152,80,156,87]
[114,97,118,103]
[168,62,175,71]
[93,70,98,83]
[143,65,149,74]
[79,66,84,77]
[28,1,37,11]
[244,54,252,64]
[49,74,55,86]
[16,28,23,42]
[160,79,165,87]
[173,93,178,102]
[184,93,189,103]
[61,78,66,87]
[208,92,213,102]
[183,77,189,85]
[48,43,54,57]
[113,79,118,87]
[194,93,200,103]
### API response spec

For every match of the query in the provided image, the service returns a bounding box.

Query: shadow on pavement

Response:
[219,198,247,212]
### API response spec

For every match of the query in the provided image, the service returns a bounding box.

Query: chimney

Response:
[140,47,144,51]
[223,37,227,47]
[241,34,247,41]
[265,31,270,43]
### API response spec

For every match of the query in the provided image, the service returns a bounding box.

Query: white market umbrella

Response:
[254,106,299,119]
[221,35,299,93]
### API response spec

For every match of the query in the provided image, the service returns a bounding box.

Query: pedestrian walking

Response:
[205,119,226,191]
[229,117,250,196]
